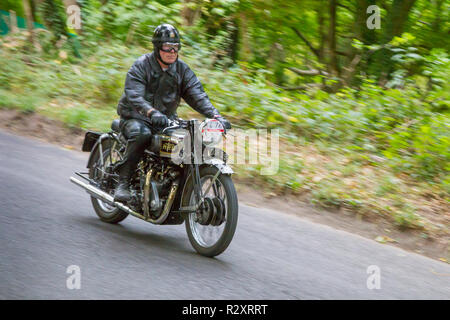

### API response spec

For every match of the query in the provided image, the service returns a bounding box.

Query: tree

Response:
[22,0,39,50]
[374,0,417,82]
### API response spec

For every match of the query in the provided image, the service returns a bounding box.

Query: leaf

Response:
[390,48,406,53]
[312,176,323,183]
[375,236,397,244]
[211,8,226,16]
[405,53,423,60]
[351,39,364,50]
[72,66,82,76]
[391,54,405,63]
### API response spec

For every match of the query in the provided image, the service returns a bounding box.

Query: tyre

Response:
[184,166,238,257]
[89,140,129,224]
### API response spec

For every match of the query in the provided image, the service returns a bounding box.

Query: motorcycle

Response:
[70,118,238,257]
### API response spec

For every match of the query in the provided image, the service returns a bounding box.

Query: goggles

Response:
[160,42,181,53]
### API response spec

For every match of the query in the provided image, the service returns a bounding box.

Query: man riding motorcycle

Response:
[114,23,231,202]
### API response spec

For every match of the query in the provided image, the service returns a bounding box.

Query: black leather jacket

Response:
[117,52,220,122]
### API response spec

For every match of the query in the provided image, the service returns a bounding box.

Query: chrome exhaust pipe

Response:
[70,176,115,204]
[69,176,146,221]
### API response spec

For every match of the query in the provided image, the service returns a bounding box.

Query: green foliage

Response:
[199,56,449,183]
[81,0,183,46]
[376,175,401,197]
[393,204,423,230]
[63,107,89,128]
[0,0,25,17]
[38,0,81,57]
[0,89,36,114]
[39,0,66,40]
[1,0,448,233]
[311,179,364,210]
[384,114,450,180]
[1,30,448,186]
[311,181,344,208]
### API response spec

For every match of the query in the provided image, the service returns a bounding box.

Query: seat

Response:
[111,119,121,132]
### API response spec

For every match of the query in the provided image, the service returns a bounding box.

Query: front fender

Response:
[203,158,234,174]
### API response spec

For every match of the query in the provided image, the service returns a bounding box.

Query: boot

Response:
[113,121,152,202]
[114,164,132,202]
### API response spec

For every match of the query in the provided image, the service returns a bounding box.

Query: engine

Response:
[139,159,180,220]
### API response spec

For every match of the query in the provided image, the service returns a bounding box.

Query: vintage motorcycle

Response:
[70,118,238,257]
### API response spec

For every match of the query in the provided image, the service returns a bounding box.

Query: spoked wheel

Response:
[184,166,238,257]
[89,140,129,224]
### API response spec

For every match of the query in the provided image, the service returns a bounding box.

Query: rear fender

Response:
[86,133,115,169]
[82,131,101,152]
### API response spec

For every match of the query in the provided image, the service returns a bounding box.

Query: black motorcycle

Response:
[70,118,238,257]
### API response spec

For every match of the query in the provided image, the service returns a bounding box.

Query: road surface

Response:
[0,130,449,299]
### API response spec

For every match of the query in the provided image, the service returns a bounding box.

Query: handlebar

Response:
[161,119,186,134]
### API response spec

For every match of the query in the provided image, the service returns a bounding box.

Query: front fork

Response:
[190,119,205,210]
[192,163,204,209]
[180,120,230,214]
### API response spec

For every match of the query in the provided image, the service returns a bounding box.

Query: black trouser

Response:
[115,118,152,176]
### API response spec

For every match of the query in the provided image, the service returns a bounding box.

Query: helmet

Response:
[152,24,181,66]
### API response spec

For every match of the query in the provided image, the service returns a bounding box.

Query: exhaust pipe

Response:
[69,176,146,220]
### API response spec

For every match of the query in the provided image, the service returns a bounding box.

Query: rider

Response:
[114,23,231,202]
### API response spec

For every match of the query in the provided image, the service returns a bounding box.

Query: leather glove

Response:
[148,109,169,128]
[214,115,231,132]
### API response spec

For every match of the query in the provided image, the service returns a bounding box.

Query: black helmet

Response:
[152,24,181,66]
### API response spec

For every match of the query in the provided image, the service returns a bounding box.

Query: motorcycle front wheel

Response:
[183,166,238,257]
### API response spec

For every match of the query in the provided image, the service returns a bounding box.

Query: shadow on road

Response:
[70,215,235,268]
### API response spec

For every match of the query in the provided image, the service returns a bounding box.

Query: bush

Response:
[63,108,90,128]
[0,89,36,114]
[1,32,448,187]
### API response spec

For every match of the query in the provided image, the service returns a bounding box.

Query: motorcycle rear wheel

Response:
[89,142,129,224]
[184,166,238,257]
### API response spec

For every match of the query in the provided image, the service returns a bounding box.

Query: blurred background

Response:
[0,0,448,252]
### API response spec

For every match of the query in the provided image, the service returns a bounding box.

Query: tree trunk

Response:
[30,0,39,23]
[229,18,239,63]
[432,0,444,32]
[429,0,445,47]
[182,0,202,26]
[238,11,251,62]
[9,10,19,33]
[343,0,377,85]
[383,0,417,43]
[22,0,40,51]
[328,0,338,76]
[355,0,377,44]
[317,0,326,64]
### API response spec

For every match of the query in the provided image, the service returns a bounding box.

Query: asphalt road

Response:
[0,130,449,299]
